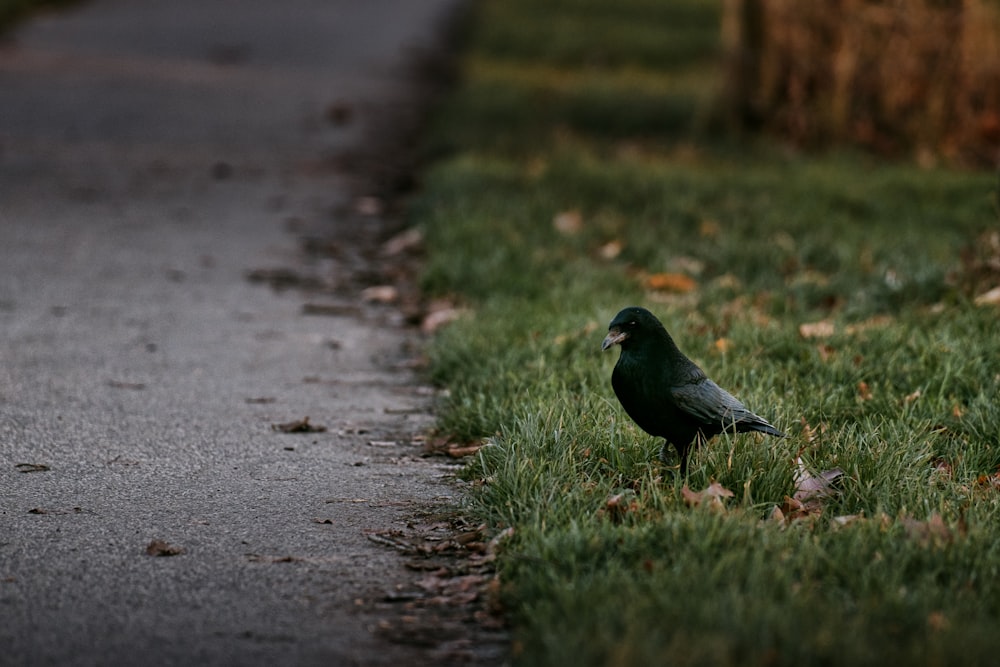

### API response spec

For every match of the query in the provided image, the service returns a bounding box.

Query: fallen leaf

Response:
[927,611,949,633]
[597,240,623,259]
[774,456,845,524]
[713,338,732,354]
[973,285,1000,306]
[930,458,953,485]
[645,272,696,293]
[799,418,827,444]
[15,463,50,473]
[355,196,383,216]
[553,209,583,235]
[271,417,327,433]
[831,514,863,528]
[816,343,835,362]
[975,469,1000,491]
[301,302,361,317]
[902,512,954,546]
[670,256,706,276]
[775,496,813,523]
[445,444,484,458]
[857,381,873,401]
[107,380,146,390]
[382,228,423,256]
[601,492,640,522]
[421,305,466,334]
[793,457,843,506]
[904,389,922,404]
[799,320,835,339]
[713,274,743,291]
[699,219,721,238]
[245,267,323,291]
[325,101,353,126]
[844,315,894,335]
[682,481,734,509]
[146,539,185,557]
[361,285,398,303]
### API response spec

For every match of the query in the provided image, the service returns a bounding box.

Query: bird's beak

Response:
[601,328,627,351]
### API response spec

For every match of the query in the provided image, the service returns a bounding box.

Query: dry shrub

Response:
[723,0,1000,168]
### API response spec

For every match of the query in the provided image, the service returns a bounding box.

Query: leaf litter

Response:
[364,513,508,660]
[271,416,327,433]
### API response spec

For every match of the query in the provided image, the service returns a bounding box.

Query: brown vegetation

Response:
[723,0,1000,167]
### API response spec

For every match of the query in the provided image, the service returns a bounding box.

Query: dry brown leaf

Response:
[902,512,954,546]
[361,285,398,303]
[699,219,721,238]
[844,315,895,335]
[421,303,466,334]
[713,338,733,354]
[146,539,185,557]
[598,239,623,259]
[601,493,639,522]
[927,611,949,633]
[15,463,50,473]
[553,209,583,235]
[682,481,734,509]
[798,320,835,339]
[712,273,743,290]
[271,416,327,433]
[831,514,863,528]
[645,272,697,293]
[857,381,873,401]
[929,458,953,486]
[793,457,843,506]
[975,469,1000,491]
[775,495,814,523]
[904,389,922,404]
[778,456,845,524]
[445,443,483,458]
[973,285,1000,306]
[816,343,835,361]
[381,228,423,256]
[355,196,383,216]
[799,418,827,444]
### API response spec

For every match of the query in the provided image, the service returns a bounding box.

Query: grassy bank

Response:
[415,1,1000,664]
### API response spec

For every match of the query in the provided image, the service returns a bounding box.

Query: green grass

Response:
[416,0,1000,664]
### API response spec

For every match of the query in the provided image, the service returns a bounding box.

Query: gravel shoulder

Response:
[0,1,501,664]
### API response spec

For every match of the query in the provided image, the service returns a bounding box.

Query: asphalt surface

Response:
[0,1,482,665]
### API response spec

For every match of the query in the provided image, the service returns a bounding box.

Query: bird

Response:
[601,306,784,475]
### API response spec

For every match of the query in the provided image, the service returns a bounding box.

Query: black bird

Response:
[601,306,784,475]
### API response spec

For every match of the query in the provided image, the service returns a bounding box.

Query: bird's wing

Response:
[670,378,755,429]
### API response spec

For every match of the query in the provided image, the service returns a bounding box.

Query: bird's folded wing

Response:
[670,379,751,427]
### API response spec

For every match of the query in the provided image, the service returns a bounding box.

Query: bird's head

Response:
[601,306,665,351]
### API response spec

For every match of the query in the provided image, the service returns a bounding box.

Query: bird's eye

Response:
[628,320,637,327]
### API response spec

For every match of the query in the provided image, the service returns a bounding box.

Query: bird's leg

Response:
[660,441,689,477]
[658,440,672,465]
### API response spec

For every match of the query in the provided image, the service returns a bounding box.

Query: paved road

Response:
[0,1,471,665]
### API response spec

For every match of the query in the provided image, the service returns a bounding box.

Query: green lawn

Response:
[416,0,1000,665]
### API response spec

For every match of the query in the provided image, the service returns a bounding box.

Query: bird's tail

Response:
[732,413,785,438]
[746,422,785,438]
